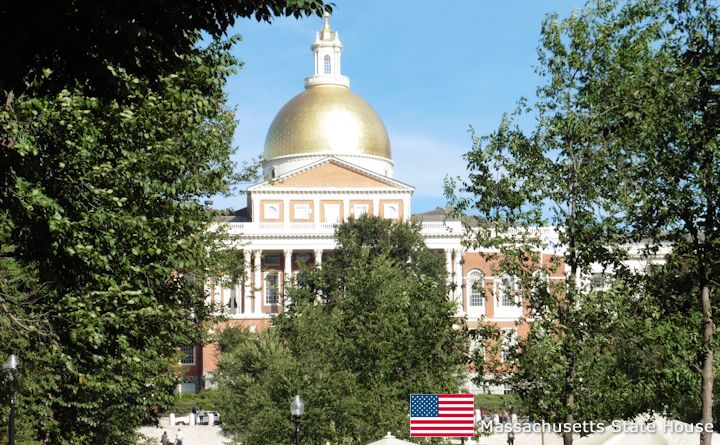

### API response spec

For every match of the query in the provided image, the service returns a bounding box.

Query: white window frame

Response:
[467,270,485,308]
[264,272,279,305]
[324,55,332,74]
[324,204,340,223]
[469,336,485,361]
[532,269,550,294]
[495,275,519,307]
[589,272,612,291]
[228,287,238,309]
[352,203,369,217]
[180,346,195,366]
[500,328,517,363]
[294,203,311,221]
[383,203,399,220]
[264,203,280,220]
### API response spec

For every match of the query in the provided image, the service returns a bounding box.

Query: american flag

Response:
[410,393,475,437]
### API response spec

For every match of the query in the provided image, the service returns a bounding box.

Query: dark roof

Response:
[415,207,448,216]
[220,207,250,222]
[411,207,454,222]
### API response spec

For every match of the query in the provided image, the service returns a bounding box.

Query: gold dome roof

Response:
[264,84,392,160]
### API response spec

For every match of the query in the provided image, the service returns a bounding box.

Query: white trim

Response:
[179,346,195,366]
[264,271,280,305]
[466,270,485,308]
[252,156,412,192]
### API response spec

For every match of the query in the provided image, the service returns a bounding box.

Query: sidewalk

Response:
[138,419,569,445]
[138,417,235,445]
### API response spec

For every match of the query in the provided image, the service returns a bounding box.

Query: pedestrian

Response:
[175,428,183,445]
[160,431,169,445]
[507,430,515,445]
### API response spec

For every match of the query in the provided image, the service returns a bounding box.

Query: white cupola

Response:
[304,12,350,89]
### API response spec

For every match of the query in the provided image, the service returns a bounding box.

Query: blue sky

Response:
[214,0,587,213]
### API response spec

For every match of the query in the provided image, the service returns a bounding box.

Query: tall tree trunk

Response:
[563,170,579,445]
[700,283,713,445]
[563,357,575,445]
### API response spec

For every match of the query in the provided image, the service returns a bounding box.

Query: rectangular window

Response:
[263,255,281,267]
[324,204,340,223]
[352,204,368,216]
[180,346,195,365]
[495,276,518,307]
[590,272,611,291]
[294,204,311,221]
[469,337,485,361]
[296,253,311,264]
[500,328,517,362]
[265,273,279,305]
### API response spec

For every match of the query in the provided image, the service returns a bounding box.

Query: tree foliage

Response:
[446,3,648,444]
[451,1,720,443]
[571,0,720,442]
[217,216,466,445]
[0,1,330,443]
[0,37,245,444]
[0,0,331,95]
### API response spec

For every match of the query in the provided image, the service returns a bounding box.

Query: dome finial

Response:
[319,11,334,41]
[307,10,348,88]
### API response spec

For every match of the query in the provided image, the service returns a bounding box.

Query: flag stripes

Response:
[410,394,475,437]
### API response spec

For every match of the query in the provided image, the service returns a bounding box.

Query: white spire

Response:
[304,12,350,89]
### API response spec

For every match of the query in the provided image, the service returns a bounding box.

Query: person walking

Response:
[507,430,515,445]
[160,431,169,445]
[175,428,183,445]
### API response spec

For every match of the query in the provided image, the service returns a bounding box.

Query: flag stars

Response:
[410,394,439,417]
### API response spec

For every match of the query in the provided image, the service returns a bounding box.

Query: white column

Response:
[314,249,323,267]
[284,249,293,307]
[243,250,252,314]
[253,250,262,315]
[453,250,465,316]
[445,249,453,285]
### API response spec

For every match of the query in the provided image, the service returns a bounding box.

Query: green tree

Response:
[446,4,645,443]
[0,38,243,444]
[0,2,330,443]
[586,1,720,442]
[217,216,466,445]
[0,0,330,94]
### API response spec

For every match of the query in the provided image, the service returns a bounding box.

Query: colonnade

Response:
[213,247,464,317]
[216,248,326,316]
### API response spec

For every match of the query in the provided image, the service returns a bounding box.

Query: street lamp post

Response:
[4,354,18,445]
[290,395,305,445]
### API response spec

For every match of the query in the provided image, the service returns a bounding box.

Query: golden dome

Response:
[264,84,392,160]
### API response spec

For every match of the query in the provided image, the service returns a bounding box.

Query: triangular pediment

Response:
[249,157,414,191]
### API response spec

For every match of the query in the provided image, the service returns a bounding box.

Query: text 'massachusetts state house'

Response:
[181,14,566,394]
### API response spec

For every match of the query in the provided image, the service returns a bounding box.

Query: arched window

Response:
[324,55,332,74]
[467,270,484,307]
